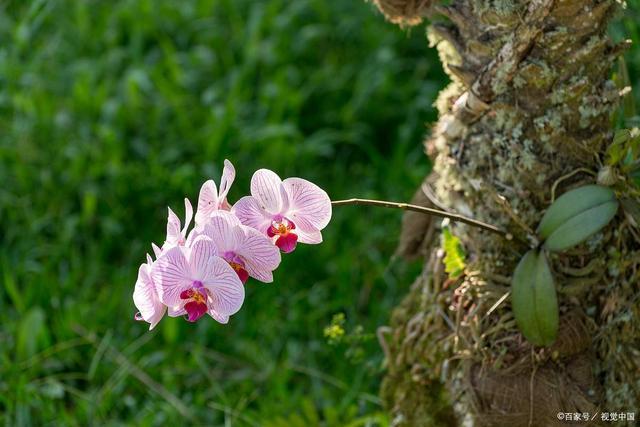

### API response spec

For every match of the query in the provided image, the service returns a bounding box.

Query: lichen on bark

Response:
[372,0,640,426]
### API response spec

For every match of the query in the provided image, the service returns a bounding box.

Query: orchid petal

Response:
[189,236,218,281]
[202,256,244,316]
[238,227,281,283]
[283,177,332,230]
[208,309,230,324]
[195,180,219,227]
[250,169,284,213]
[133,263,166,330]
[219,159,236,202]
[168,306,186,317]
[166,207,182,245]
[279,184,291,214]
[152,247,192,308]
[152,242,162,258]
[203,211,244,254]
[182,198,193,236]
[185,227,201,248]
[291,215,323,244]
[232,196,273,235]
[295,228,323,244]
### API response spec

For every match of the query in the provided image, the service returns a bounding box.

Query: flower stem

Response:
[331,198,513,241]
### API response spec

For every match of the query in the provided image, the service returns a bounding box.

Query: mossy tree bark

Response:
[371,0,639,426]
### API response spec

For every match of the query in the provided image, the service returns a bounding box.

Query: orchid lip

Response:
[267,217,296,238]
[179,286,208,322]
[276,232,298,253]
[184,300,207,322]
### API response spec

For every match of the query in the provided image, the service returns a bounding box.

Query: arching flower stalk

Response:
[133,159,505,329]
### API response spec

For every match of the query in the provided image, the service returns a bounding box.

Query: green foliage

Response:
[616,57,637,120]
[262,398,388,427]
[604,127,640,192]
[0,0,442,424]
[442,226,466,279]
[511,250,558,347]
[515,184,621,345]
[607,129,634,165]
[607,128,640,178]
[324,313,375,364]
[538,185,619,252]
[611,0,640,126]
[324,313,347,345]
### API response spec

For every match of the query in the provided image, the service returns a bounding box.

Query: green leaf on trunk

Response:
[442,227,466,279]
[511,250,558,346]
[538,185,619,252]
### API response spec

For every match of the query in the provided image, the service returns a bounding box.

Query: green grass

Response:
[1,1,639,425]
[0,1,443,425]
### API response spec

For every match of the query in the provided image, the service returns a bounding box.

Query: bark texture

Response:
[373,0,640,426]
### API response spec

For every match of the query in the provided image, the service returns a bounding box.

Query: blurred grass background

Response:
[0,0,639,426]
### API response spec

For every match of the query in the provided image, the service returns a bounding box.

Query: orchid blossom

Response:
[232,169,332,253]
[151,236,244,323]
[133,161,337,328]
[201,211,281,283]
[133,254,166,330]
[194,159,236,227]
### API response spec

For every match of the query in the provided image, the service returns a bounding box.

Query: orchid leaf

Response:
[511,250,558,346]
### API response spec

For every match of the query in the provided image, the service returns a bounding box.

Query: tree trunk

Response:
[371,0,639,426]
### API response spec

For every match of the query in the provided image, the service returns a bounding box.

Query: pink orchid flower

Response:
[152,236,244,323]
[194,159,236,227]
[163,198,193,250]
[201,211,281,283]
[133,254,166,330]
[232,169,332,253]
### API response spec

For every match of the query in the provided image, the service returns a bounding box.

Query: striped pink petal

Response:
[189,236,219,281]
[152,246,192,308]
[202,256,245,317]
[218,159,236,202]
[168,306,186,317]
[165,207,182,246]
[208,309,230,324]
[283,177,332,230]
[292,215,323,244]
[133,262,166,330]
[182,198,193,235]
[151,243,162,258]
[232,196,273,235]
[195,180,219,227]
[202,211,244,254]
[250,169,285,213]
[238,227,282,282]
